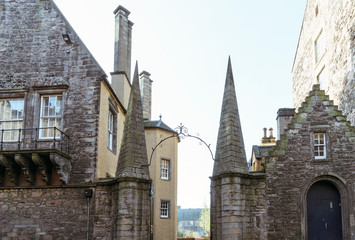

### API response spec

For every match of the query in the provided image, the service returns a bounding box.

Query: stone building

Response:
[292,0,355,126]
[210,0,355,238]
[211,57,355,239]
[0,0,177,239]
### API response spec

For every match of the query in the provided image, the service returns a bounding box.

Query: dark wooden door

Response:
[307,181,342,240]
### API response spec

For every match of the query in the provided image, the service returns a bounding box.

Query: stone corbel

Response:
[0,154,20,185]
[32,153,52,185]
[15,154,36,184]
[50,153,71,184]
[0,166,4,186]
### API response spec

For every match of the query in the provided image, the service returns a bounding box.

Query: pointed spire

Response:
[116,62,150,179]
[213,57,249,176]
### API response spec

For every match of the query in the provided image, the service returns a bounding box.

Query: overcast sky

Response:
[54,0,307,208]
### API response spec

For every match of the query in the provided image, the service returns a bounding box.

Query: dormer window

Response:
[314,133,326,159]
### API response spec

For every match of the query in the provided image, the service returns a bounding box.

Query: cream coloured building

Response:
[96,6,179,239]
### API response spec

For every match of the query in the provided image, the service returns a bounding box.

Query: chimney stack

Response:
[113,5,132,76]
[139,71,153,121]
[276,108,295,140]
[111,5,133,109]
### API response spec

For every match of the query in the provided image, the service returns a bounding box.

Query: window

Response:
[314,133,326,159]
[160,159,170,180]
[315,30,325,63]
[0,99,24,141]
[40,95,62,138]
[107,110,114,150]
[317,67,327,90]
[160,200,169,218]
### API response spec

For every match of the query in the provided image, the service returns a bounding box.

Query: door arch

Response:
[307,181,342,240]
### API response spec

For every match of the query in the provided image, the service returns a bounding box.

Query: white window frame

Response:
[39,95,62,139]
[160,159,170,180]
[314,133,326,159]
[160,200,169,218]
[107,110,114,150]
[0,99,24,142]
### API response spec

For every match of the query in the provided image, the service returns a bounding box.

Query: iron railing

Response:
[0,127,70,155]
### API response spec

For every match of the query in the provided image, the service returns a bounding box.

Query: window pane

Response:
[40,96,62,138]
[315,31,325,62]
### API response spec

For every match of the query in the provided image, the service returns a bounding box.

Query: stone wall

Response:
[0,0,106,183]
[210,174,266,240]
[292,0,355,126]
[265,85,355,239]
[0,186,95,239]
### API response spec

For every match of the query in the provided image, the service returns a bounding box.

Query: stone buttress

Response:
[114,62,151,239]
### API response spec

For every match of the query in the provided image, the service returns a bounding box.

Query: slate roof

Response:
[144,119,176,134]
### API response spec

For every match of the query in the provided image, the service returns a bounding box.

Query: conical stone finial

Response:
[116,62,150,180]
[213,57,249,176]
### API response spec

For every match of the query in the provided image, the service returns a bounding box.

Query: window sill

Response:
[107,147,117,155]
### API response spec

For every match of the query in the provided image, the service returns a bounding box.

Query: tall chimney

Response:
[139,71,153,121]
[113,5,132,76]
[111,5,133,109]
[276,108,295,140]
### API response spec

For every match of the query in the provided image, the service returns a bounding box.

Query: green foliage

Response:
[198,204,210,237]
[177,231,185,237]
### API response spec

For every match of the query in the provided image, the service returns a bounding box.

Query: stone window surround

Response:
[107,97,118,154]
[160,158,170,180]
[160,200,170,219]
[300,174,351,239]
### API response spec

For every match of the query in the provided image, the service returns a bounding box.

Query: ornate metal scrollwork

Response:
[143,123,214,167]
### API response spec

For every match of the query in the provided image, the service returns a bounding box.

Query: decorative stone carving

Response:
[15,154,36,184]
[32,153,52,185]
[0,154,20,185]
[50,152,71,184]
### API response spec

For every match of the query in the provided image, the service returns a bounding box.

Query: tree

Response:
[198,204,210,237]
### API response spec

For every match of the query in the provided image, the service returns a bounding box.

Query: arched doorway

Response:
[307,181,342,240]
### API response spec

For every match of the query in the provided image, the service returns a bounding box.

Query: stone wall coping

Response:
[210,171,266,180]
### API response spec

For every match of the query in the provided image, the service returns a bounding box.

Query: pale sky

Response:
[54,0,307,208]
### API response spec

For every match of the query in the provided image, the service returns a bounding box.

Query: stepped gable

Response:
[213,57,249,176]
[116,62,150,180]
[271,84,355,157]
